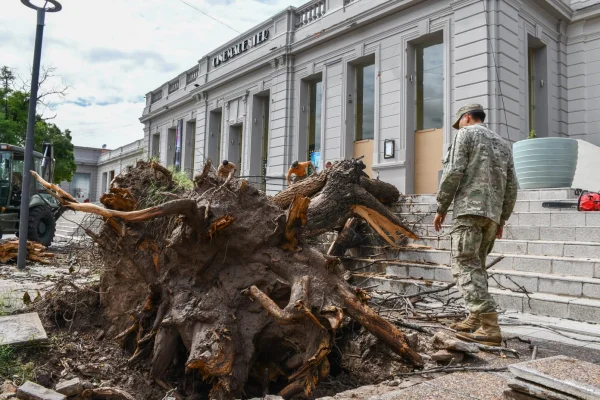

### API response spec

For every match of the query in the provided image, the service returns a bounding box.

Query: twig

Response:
[396,365,508,377]
[472,342,520,358]
[531,345,538,360]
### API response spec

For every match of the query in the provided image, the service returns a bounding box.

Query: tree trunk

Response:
[31,159,422,399]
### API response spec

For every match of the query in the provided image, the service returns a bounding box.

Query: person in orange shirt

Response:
[286,160,314,185]
[217,160,237,179]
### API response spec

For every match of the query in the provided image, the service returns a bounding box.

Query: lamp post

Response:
[17,0,62,270]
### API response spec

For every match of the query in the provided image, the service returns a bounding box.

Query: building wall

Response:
[139,0,600,194]
[567,12,600,145]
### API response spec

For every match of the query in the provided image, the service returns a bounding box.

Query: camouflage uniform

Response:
[436,112,518,314]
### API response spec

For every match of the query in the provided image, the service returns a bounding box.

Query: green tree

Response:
[0,65,76,183]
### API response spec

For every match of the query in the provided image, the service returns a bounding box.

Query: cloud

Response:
[1,0,307,149]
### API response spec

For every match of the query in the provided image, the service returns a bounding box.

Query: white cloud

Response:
[1,0,306,149]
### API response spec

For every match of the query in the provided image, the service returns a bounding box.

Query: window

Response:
[356,63,375,141]
[308,80,323,163]
[528,47,535,133]
[416,40,444,131]
[151,89,163,104]
[527,35,548,137]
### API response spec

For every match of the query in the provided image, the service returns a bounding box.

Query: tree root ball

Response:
[31,159,421,399]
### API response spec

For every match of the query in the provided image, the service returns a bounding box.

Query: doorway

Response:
[72,173,91,203]
[251,91,270,191]
[347,56,376,177]
[207,108,222,164]
[410,32,444,194]
[184,120,196,177]
[228,123,243,172]
[167,127,177,168]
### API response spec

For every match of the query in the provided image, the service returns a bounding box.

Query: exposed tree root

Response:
[30,159,422,399]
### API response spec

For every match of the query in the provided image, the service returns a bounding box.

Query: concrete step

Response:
[53,233,87,244]
[398,188,576,204]
[391,248,600,279]
[393,199,578,214]
[357,274,600,323]
[381,262,600,299]
[418,237,600,258]
[410,223,600,242]
[398,211,600,228]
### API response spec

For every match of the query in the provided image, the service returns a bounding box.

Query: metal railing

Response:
[151,89,163,104]
[295,0,326,28]
[186,67,199,84]
[168,79,180,94]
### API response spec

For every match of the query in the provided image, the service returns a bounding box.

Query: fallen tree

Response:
[32,158,421,399]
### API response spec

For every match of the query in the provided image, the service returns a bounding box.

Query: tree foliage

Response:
[0,66,76,183]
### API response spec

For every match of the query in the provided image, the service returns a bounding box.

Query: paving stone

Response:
[427,372,509,400]
[0,313,47,346]
[552,259,596,278]
[527,242,564,257]
[568,299,600,323]
[375,383,472,400]
[385,265,408,278]
[577,227,600,242]
[583,283,600,299]
[405,265,437,280]
[487,254,514,270]
[503,226,540,240]
[519,212,551,226]
[492,291,523,312]
[507,377,579,400]
[513,256,552,274]
[538,278,583,297]
[551,213,586,227]
[54,378,82,397]
[512,201,530,212]
[434,266,452,282]
[508,355,600,400]
[517,190,541,200]
[540,227,575,241]
[401,250,451,265]
[523,296,570,319]
[564,243,600,258]
[538,189,574,200]
[585,212,600,227]
[16,381,66,400]
[493,240,528,255]
[498,274,538,293]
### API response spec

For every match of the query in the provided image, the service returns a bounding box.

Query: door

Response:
[72,173,91,202]
[353,139,374,177]
[229,124,243,171]
[414,128,443,194]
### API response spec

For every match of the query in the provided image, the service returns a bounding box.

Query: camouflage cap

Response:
[452,103,484,130]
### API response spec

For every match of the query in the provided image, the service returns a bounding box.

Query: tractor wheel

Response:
[27,206,56,247]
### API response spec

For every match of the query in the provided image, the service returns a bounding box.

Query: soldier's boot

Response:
[449,313,481,332]
[456,312,502,347]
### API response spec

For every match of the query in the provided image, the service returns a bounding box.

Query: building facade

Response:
[59,140,144,203]
[140,0,600,194]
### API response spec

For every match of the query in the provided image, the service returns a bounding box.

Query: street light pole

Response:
[17,0,62,270]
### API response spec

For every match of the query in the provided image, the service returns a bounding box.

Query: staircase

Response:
[53,211,91,244]
[361,188,600,324]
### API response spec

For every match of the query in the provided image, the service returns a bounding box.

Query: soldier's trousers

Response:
[450,215,498,314]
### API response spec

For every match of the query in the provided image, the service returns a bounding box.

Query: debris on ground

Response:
[16,380,65,400]
[0,241,54,265]
[508,355,600,399]
[0,313,47,346]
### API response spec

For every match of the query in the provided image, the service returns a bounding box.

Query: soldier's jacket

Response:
[436,123,518,225]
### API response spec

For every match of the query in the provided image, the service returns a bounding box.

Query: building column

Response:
[266,54,294,194]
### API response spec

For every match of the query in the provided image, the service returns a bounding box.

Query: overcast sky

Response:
[1,0,305,149]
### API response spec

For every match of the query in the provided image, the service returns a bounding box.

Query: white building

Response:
[59,140,144,202]
[140,0,600,194]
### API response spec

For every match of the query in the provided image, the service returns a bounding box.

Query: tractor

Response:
[0,142,62,246]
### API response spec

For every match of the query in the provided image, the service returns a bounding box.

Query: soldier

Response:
[286,160,315,186]
[433,103,517,346]
[217,160,237,179]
